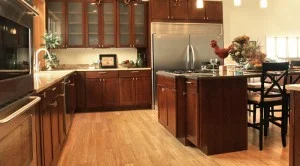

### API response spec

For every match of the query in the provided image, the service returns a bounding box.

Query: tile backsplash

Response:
[53,48,137,65]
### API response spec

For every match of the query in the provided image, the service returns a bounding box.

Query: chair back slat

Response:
[260,62,289,102]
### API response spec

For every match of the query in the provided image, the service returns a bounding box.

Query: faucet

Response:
[34,48,52,72]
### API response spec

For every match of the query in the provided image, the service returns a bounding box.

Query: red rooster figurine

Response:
[210,40,233,59]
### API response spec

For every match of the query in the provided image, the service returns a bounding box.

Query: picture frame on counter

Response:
[99,54,117,68]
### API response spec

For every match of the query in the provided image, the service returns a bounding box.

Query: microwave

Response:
[0,0,34,107]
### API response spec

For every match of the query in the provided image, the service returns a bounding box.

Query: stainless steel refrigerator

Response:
[151,22,224,108]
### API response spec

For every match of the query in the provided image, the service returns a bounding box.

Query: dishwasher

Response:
[0,96,40,166]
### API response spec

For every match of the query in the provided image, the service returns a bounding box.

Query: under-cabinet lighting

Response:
[234,0,241,7]
[196,0,203,8]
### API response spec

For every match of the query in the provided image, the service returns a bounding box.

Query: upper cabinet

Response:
[67,1,84,47]
[117,1,147,48]
[47,0,147,48]
[151,0,223,23]
[86,0,116,48]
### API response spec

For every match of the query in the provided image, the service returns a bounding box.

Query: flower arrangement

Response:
[228,35,266,67]
[41,32,60,69]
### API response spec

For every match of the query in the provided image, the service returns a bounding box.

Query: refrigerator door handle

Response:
[186,45,190,69]
[190,45,195,69]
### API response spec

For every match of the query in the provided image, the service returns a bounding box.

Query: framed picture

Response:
[99,54,117,68]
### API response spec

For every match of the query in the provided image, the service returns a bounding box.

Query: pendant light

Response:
[234,0,241,7]
[196,0,203,8]
[260,0,268,8]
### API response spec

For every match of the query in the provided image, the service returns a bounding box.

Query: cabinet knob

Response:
[103,79,105,82]
[132,77,135,81]
[102,45,104,47]
[203,17,206,20]
[133,44,135,47]
[186,81,193,84]
[100,79,102,82]
[162,88,165,92]
[168,16,170,19]
[171,16,174,19]
[50,101,57,107]
[70,83,75,86]
[207,17,208,20]
[65,45,68,48]
[136,78,138,80]
[41,92,46,98]
[183,92,186,96]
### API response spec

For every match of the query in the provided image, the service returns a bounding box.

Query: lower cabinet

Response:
[185,79,199,146]
[119,70,151,106]
[39,79,66,166]
[85,71,119,108]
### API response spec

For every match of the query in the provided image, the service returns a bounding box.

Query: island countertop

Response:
[286,84,300,91]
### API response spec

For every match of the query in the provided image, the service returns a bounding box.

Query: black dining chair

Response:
[247,62,289,150]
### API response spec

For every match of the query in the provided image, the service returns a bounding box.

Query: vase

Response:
[136,53,144,67]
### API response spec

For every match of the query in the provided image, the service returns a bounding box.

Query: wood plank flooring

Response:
[58,110,288,166]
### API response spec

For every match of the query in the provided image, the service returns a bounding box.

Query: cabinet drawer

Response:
[85,71,118,78]
[119,70,151,77]
[157,75,176,89]
[39,81,63,109]
[186,79,197,92]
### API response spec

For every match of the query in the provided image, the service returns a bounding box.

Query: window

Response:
[266,36,300,59]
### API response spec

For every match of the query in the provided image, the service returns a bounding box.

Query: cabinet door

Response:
[205,1,223,22]
[50,99,61,160]
[132,3,147,47]
[166,88,176,136]
[157,86,167,127]
[67,1,84,47]
[57,93,66,145]
[47,1,66,48]
[101,0,116,47]
[118,2,131,47]
[41,106,53,166]
[86,79,103,108]
[119,77,136,106]
[136,76,151,105]
[188,0,205,20]
[170,0,188,19]
[103,78,120,106]
[86,2,100,47]
[186,92,199,146]
[151,0,170,19]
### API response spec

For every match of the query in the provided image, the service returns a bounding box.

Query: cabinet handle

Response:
[50,101,57,107]
[132,78,135,81]
[131,71,139,73]
[171,16,174,19]
[136,78,138,80]
[98,45,101,47]
[63,80,71,85]
[52,87,57,91]
[62,45,64,48]
[207,17,208,20]
[70,83,75,86]
[98,72,107,74]
[133,45,135,47]
[186,81,193,84]
[99,79,102,82]
[103,79,105,82]
[41,92,46,98]
[168,16,170,19]
[162,88,165,92]
[183,92,186,96]
[102,45,104,47]
[59,94,65,97]
[65,45,68,48]
[203,17,206,20]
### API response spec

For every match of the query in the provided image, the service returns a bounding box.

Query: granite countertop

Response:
[34,68,151,93]
[34,70,75,93]
[286,84,300,91]
[156,70,261,79]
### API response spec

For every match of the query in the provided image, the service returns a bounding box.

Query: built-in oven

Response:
[0,0,35,107]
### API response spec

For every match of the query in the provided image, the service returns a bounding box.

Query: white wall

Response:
[222,0,300,64]
[53,48,137,65]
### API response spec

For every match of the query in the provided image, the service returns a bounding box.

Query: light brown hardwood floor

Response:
[58,110,288,166]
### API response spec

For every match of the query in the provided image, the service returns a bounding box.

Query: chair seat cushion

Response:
[247,82,272,89]
[248,92,282,103]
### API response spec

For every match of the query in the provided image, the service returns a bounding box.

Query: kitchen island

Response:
[156,70,251,155]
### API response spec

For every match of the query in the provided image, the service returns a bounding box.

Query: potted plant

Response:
[41,32,60,70]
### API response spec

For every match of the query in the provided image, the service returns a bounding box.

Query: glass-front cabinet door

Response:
[67,1,84,47]
[87,2,99,47]
[47,1,65,48]
[118,1,131,47]
[102,1,116,47]
[132,3,147,48]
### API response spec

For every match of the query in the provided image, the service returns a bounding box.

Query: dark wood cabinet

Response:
[119,70,151,106]
[39,80,65,166]
[47,0,85,48]
[170,0,188,19]
[290,91,300,166]
[185,79,199,146]
[117,1,147,48]
[151,0,222,23]
[86,0,116,48]
[85,71,119,108]
[156,75,186,140]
